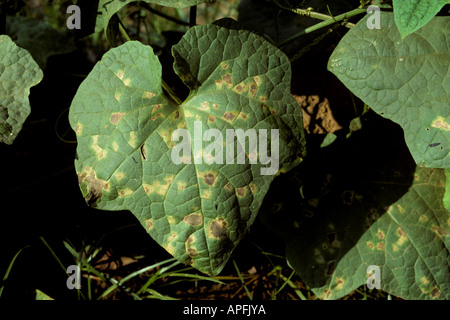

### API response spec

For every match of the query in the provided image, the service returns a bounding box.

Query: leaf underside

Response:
[328,12,450,169]
[69,19,305,275]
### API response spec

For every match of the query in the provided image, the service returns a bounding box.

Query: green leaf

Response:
[69,20,306,275]
[260,117,450,299]
[35,289,54,300]
[328,12,450,169]
[445,169,450,212]
[95,0,216,33]
[0,35,43,145]
[393,0,450,39]
[6,16,76,69]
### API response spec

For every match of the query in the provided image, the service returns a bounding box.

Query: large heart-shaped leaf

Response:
[96,0,216,33]
[328,12,450,169]
[0,35,43,145]
[69,19,305,275]
[393,0,450,39]
[260,115,449,299]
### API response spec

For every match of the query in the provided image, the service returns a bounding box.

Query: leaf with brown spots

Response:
[69,19,306,276]
[0,35,43,144]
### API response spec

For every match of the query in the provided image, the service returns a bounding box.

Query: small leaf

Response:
[95,0,216,33]
[0,35,43,145]
[69,19,306,275]
[328,12,450,169]
[6,16,76,69]
[393,0,450,39]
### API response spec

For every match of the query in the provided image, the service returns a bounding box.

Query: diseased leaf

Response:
[260,115,450,300]
[393,0,450,39]
[69,19,305,275]
[328,12,450,169]
[96,0,216,33]
[0,35,43,145]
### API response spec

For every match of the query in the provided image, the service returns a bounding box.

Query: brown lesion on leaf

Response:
[187,248,199,257]
[151,113,161,121]
[430,287,441,299]
[208,218,229,240]
[396,204,405,213]
[322,288,332,300]
[239,112,248,120]
[212,103,219,110]
[367,241,375,250]
[235,186,247,198]
[173,110,180,120]
[203,172,217,187]
[376,242,385,251]
[78,166,107,207]
[335,278,345,290]
[110,112,125,125]
[91,135,107,160]
[224,181,233,193]
[431,116,450,131]
[183,213,203,226]
[249,182,257,194]
[145,218,154,231]
[201,101,210,111]
[431,225,449,238]
[152,104,162,113]
[74,123,82,135]
[221,62,229,70]
[222,73,233,88]
[223,111,238,123]
[143,91,155,99]
[208,114,216,123]
[377,229,385,240]
[118,187,133,197]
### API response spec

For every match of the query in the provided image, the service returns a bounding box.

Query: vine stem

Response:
[276,7,367,47]
[162,80,183,105]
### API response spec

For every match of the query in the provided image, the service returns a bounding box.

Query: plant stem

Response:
[276,7,367,47]
[189,5,197,27]
[118,17,132,42]
[0,0,6,35]
[162,80,183,105]
[140,2,190,26]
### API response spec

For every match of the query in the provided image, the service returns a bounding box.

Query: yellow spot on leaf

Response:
[117,70,124,80]
[91,135,107,160]
[143,91,155,99]
[74,123,82,135]
[202,190,212,199]
[145,218,154,231]
[114,92,122,102]
[118,187,133,197]
[128,131,137,148]
[335,278,345,290]
[200,101,210,111]
[112,141,119,152]
[114,172,125,182]
[431,116,450,131]
[123,78,131,86]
